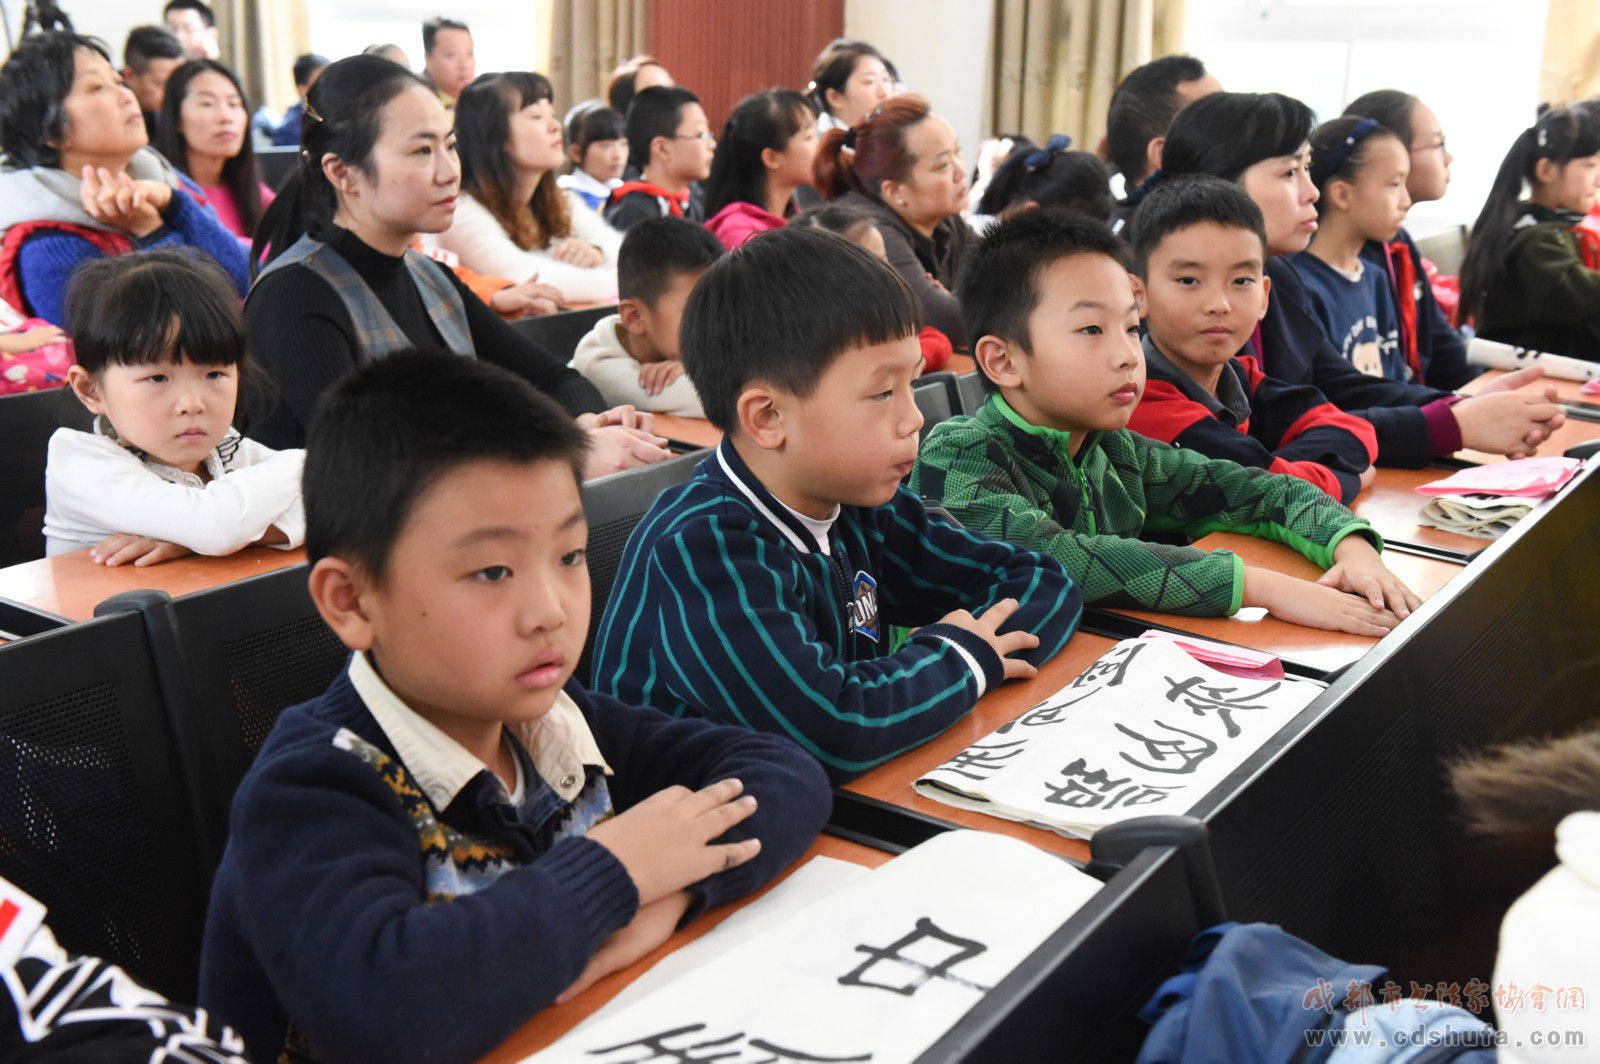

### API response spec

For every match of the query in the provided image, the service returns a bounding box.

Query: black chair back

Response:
[256,146,299,192]
[913,371,960,442]
[0,388,93,566]
[578,450,706,681]
[510,305,614,364]
[0,610,208,1000]
[956,370,988,415]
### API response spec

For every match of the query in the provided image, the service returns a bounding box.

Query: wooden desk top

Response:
[0,545,306,622]
[1352,467,1489,555]
[483,834,894,1061]
[651,414,722,451]
[844,633,1115,864]
[1116,532,1463,675]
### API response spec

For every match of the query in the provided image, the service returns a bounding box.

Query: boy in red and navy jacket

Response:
[1126,175,1377,504]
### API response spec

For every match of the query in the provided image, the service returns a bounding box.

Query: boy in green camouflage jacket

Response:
[911,210,1420,633]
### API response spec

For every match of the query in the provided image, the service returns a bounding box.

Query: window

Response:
[307,0,546,88]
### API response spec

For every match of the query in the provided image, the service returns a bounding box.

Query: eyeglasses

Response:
[1410,138,1448,156]
[673,131,715,143]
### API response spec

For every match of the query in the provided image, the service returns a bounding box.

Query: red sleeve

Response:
[1126,379,1216,444]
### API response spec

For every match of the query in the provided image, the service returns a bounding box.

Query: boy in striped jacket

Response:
[591,228,1082,785]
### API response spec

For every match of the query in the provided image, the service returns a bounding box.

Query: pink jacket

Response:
[706,201,786,250]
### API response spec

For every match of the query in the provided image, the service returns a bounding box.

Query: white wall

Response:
[1,0,150,64]
[844,0,994,161]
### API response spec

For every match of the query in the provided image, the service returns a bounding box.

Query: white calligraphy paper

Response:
[528,831,1101,1064]
[914,638,1324,839]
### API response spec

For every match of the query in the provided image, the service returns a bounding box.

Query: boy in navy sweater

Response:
[590,228,1082,785]
[199,350,831,1063]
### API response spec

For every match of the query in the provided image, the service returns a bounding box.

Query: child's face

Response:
[507,96,566,175]
[621,269,702,362]
[67,356,238,475]
[1405,101,1452,204]
[1135,222,1270,370]
[983,254,1144,435]
[1334,135,1411,243]
[760,336,924,516]
[769,115,820,189]
[580,137,628,182]
[1238,144,1319,256]
[1546,154,1600,214]
[346,458,589,731]
[656,103,715,184]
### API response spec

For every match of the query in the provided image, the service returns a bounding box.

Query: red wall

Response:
[646,0,846,130]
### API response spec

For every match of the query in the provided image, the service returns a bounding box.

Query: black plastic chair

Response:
[956,370,988,415]
[510,305,614,365]
[577,450,706,681]
[913,371,960,442]
[256,146,299,192]
[0,388,93,567]
[0,609,208,1001]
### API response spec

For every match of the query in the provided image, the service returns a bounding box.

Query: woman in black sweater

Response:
[247,55,668,477]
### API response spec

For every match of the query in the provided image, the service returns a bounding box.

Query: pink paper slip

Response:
[1138,630,1286,680]
[1583,379,1600,395]
[1416,457,1581,499]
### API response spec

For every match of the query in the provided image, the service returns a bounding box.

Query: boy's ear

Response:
[1145,136,1165,179]
[1255,274,1273,321]
[64,365,104,414]
[616,298,648,334]
[1129,273,1148,317]
[649,134,673,169]
[734,382,787,451]
[974,335,1024,392]
[307,556,375,653]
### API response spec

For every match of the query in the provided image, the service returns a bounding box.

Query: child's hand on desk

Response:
[586,777,761,907]
[1357,464,1376,492]
[1245,567,1400,636]
[1320,536,1422,619]
[1453,383,1565,458]
[90,534,192,567]
[936,598,1041,681]
[638,360,685,396]
[554,891,692,1004]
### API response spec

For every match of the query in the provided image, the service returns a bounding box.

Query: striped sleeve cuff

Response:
[917,622,1005,700]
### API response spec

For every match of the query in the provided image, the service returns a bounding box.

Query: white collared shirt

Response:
[347,651,611,811]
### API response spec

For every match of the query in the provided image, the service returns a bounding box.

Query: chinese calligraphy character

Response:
[1041,759,1182,810]
[1072,642,1146,688]
[939,740,1027,781]
[1163,675,1282,738]
[1115,720,1217,775]
[838,917,992,996]
[1303,977,1336,1014]
[587,1023,872,1063]
[995,687,1100,735]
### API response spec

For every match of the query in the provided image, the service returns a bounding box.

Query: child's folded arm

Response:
[577,686,833,919]
[46,430,305,556]
[645,519,1003,785]
[221,744,638,1062]
[870,486,1081,664]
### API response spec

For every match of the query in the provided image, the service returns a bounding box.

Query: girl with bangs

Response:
[703,88,819,250]
[44,249,304,564]
[438,71,621,305]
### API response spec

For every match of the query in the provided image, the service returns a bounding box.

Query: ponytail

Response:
[251,53,428,272]
[1460,105,1600,323]
[811,93,930,205]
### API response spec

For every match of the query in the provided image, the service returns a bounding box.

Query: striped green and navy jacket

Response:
[590,438,1082,784]
[910,394,1379,618]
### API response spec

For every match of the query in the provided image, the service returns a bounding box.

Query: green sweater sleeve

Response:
[1516,226,1600,325]
[1129,432,1378,569]
[912,419,1243,616]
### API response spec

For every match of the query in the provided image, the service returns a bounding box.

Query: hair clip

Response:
[305,101,324,125]
[1310,117,1379,187]
[1021,133,1072,172]
[1537,126,1549,149]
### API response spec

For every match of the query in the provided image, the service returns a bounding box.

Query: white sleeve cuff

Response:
[929,634,988,700]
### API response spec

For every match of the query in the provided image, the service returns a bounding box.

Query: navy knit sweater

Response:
[198,665,830,1063]
[590,440,1083,784]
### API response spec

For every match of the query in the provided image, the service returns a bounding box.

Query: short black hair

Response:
[1106,55,1209,182]
[64,249,246,374]
[123,25,183,72]
[292,53,329,87]
[617,216,724,305]
[422,16,469,55]
[162,0,214,27]
[681,227,921,430]
[624,85,700,173]
[1127,174,1268,277]
[957,209,1130,360]
[0,32,114,170]
[564,99,625,156]
[1162,91,1315,184]
[303,349,589,580]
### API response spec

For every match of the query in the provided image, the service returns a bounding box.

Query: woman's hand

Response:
[551,237,603,268]
[79,166,171,239]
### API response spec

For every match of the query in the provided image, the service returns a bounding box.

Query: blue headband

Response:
[1310,117,1380,187]
[1021,133,1072,172]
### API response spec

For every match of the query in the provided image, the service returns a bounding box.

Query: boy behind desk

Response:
[1126,175,1380,506]
[199,351,830,1063]
[591,228,1082,785]
[912,209,1417,633]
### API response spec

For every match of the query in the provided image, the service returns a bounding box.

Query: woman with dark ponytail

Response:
[246,55,669,477]
[1459,105,1600,359]
[814,94,973,343]
[1157,91,1563,467]
[702,88,819,250]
